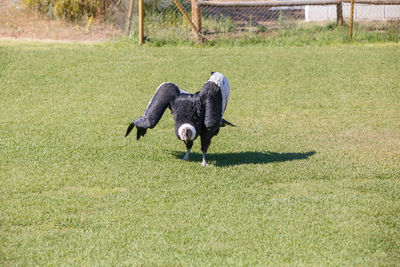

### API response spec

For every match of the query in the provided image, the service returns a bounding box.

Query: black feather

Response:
[125,122,135,137]
[173,94,203,137]
[136,127,147,140]
[200,81,223,131]
[220,118,236,127]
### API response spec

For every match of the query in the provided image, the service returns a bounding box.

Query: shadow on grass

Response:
[171,151,316,167]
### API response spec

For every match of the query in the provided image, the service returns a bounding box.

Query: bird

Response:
[125,72,235,166]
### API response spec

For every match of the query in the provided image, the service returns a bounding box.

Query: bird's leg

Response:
[182,140,193,161]
[200,134,212,167]
[182,148,191,161]
[201,152,208,166]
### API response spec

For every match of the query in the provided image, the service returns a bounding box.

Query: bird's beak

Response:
[184,128,192,144]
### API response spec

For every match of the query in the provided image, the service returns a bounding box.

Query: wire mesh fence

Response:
[124,0,400,43]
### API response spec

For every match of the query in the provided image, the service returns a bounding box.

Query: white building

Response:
[305,3,400,21]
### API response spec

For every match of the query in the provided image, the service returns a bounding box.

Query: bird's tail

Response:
[220,118,236,127]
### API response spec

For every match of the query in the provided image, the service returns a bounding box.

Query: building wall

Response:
[305,4,400,21]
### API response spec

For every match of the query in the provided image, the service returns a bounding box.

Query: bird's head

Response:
[178,123,196,144]
[182,128,192,144]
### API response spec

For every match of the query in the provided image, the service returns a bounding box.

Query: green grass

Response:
[139,16,400,46]
[1,40,400,265]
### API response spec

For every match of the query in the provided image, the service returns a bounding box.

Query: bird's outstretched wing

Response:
[200,72,231,131]
[126,82,183,140]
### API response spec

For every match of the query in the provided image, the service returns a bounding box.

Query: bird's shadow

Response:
[171,150,316,167]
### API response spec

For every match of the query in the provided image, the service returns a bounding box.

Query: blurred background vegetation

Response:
[17,0,400,44]
[22,0,174,22]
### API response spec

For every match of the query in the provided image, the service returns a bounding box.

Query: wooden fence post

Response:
[138,0,144,44]
[174,0,206,42]
[349,0,355,38]
[336,1,343,26]
[191,0,202,36]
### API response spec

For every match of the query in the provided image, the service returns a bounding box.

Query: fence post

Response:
[349,0,355,39]
[191,0,202,35]
[336,1,343,26]
[138,0,144,44]
[174,0,206,42]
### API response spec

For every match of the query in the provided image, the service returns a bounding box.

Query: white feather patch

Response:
[178,123,196,141]
[208,72,230,115]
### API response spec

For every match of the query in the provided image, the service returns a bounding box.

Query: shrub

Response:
[23,0,105,21]
[23,0,176,22]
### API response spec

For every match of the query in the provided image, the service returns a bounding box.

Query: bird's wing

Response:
[126,82,182,140]
[200,72,230,131]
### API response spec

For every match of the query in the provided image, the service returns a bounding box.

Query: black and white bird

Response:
[125,72,235,166]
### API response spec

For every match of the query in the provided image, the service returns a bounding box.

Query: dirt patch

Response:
[0,0,123,42]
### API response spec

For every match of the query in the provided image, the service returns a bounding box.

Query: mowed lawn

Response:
[0,41,399,265]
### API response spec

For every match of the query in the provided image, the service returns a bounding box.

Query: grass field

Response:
[1,40,399,265]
